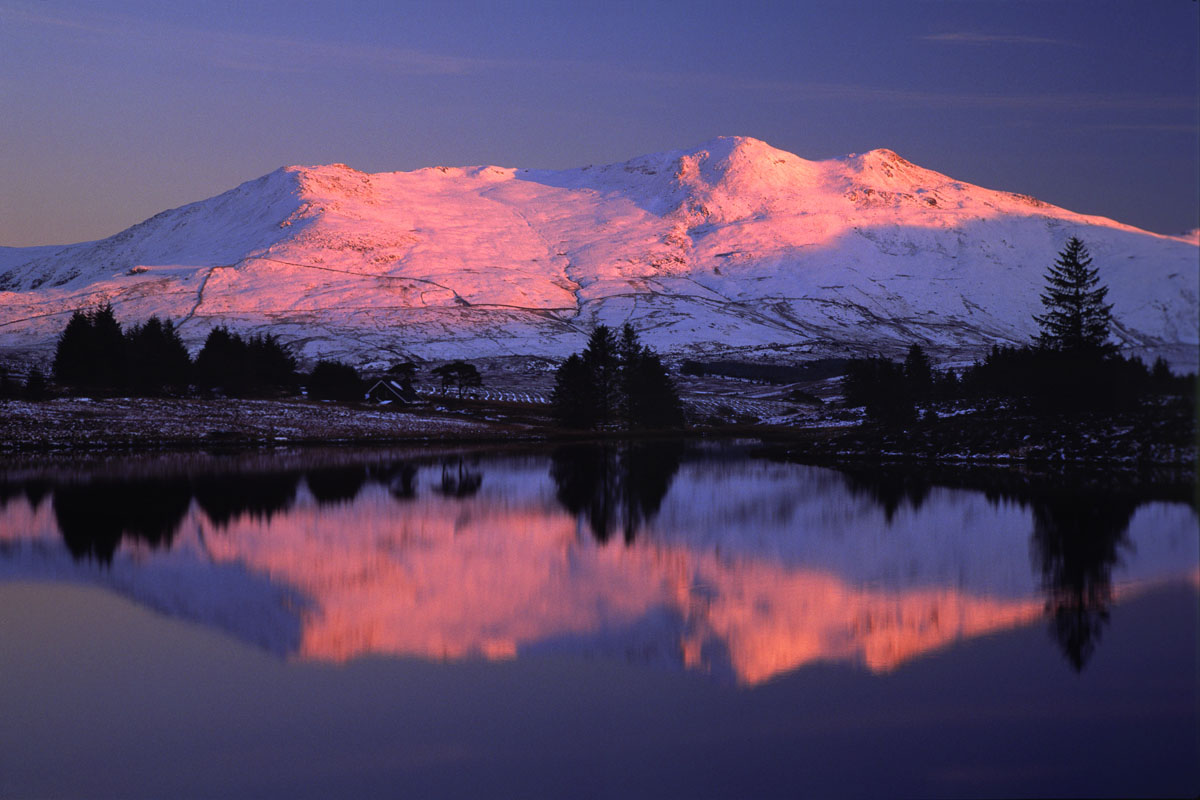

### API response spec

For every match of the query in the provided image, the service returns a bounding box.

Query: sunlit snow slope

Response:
[1,137,1195,367]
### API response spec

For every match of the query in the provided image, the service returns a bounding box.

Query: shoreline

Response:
[1,395,1194,472]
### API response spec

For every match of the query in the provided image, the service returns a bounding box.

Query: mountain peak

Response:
[856,147,904,161]
[688,135,787,159]
[0,137,1194,371]
[842,147,931,180]
[670,136,809,176]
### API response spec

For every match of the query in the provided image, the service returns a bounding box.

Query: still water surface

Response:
[1,443,1196,798]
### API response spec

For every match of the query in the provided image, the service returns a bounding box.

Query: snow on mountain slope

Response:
[1,137,1196,367]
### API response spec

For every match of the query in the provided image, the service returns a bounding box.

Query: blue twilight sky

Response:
[1,0,1197,246]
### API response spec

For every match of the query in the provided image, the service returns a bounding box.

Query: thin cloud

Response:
[920,32,1077,46]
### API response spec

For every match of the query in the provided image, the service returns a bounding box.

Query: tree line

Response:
[26,305,494,404]
[49,305,301,397]
[842,237,1192,425]
[8,237,1188,429]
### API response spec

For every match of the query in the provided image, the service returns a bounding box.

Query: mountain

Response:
[1,137,1196,368]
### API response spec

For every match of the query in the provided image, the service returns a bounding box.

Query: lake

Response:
[1,443,1196,798]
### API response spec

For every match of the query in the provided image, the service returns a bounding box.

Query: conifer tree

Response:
[126,316,191,393]
[194,327,252,395]
[551,354,593,428]
[246,333,299,391]
[53,310,94,386]
[52,305,126,389]
[308,360,364,401]
[581,325,620,428]
[843,356,915,426]
[624,348,684,428]
[89,304,127,388]
[903,344,933,394]
[617,325,683,429]
[22,367,47,401]
[451,361,482,396]
[431,363,455,395]
[552,324,683,430]
[1034,238,1115,355]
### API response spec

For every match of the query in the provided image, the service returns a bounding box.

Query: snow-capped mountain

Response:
[1,137,1196,367]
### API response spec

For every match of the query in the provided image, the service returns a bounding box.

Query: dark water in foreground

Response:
[0,444,1196,798]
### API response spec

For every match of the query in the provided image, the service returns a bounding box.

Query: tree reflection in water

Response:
[305,465,368,506]
[840,468,933,522]
[192,471,302,528]
[1031,491,1134,672]
[36,457,432,563]
[433,459,483,499]
[0,479,20,510]
[22,479,50,508]
[834,465,1141,672]
[52,477,193,564]
[550,442,682,543]
[371,462,418,501]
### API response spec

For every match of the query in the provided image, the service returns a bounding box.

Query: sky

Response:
[0,0,1197,246]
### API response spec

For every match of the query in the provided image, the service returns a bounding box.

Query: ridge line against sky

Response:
[1,0,1196,246]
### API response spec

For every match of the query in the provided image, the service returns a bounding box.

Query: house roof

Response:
[366,379,413,401]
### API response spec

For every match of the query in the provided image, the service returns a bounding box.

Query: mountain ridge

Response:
[1,137,1196,368]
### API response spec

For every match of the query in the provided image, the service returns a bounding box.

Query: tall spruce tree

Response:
[126,316,191,393]
[89,304,127,388]
[551,354,593,428]
[22,367,47,401]
[581,325,620,428]
[194,327,251,395]
[246,333,299,391]
[52,305,126,390]
[52,310,94,386]
[1034,238,1115,355]
[902,343,933,398]
[618,324,683,429]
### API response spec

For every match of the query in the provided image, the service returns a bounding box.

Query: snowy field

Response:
[0,397,500,449]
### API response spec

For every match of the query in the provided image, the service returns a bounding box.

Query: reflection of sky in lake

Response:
[0,449,1195,686]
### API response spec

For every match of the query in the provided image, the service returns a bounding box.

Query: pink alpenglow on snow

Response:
[1,138,1196,369]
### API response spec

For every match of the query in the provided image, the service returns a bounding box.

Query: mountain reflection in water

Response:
[0,447,1194,683]
[832,462,1185,671]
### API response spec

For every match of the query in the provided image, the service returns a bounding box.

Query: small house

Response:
[365,379,417,405]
